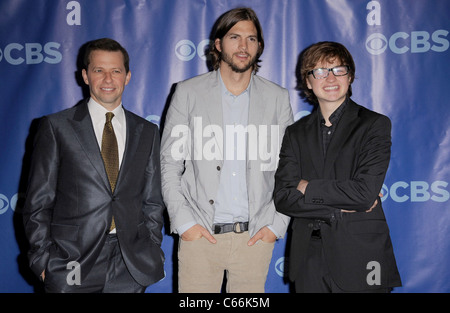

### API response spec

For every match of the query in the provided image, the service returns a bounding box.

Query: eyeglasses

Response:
[307,65,350,79]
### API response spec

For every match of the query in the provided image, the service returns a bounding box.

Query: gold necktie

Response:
[101,112,119,231]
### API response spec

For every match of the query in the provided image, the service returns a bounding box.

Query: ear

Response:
[125,71,131,85]
[306,77,312,90]
[81,69,89,85]
[215,38,221,52]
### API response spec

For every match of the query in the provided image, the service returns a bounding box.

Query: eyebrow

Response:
[226,33,257,38]
[91,66,124,70]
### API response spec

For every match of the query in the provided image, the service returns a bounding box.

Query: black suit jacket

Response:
[23,99,165,289]
[274,99,401,291]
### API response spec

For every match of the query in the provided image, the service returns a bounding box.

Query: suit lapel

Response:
[247,76,268,169]
[305,109,325,176]
[204,71,224,159]
[247,77,266,129]
[323,100,360,176]
[116,109,142,190]
[69,101,111,191]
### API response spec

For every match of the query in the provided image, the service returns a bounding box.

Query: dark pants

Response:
[294,235,390,293]
[45,234,145,293]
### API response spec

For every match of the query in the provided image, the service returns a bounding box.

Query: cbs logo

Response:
[175,39,211,61]
[366,29,449,55]
[0,42,62,65]
[0,193,22,215]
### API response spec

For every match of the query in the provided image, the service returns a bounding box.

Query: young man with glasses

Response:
[274,41,401,292]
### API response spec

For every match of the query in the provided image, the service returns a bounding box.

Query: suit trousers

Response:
[294,236,390,293]
[178,231,274,293]
[45,234,146,293]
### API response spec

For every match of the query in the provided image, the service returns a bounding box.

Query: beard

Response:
[220,50,258,73]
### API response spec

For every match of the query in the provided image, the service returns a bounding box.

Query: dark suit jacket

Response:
[23,99,165,290]
[274,99,401,291]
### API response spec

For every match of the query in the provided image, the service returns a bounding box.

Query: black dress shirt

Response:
[319,97,348,156]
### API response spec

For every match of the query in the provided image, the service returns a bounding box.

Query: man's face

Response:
[306,58,351,107]
[215,20,261,73]
[82,50,131,110]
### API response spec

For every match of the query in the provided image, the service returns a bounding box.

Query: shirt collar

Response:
[218,68,253,97]
[319,97,348,125]
[87,98,125,125]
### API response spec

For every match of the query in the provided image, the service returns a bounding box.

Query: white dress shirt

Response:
[87,98,126,168]
[87,98,126,234]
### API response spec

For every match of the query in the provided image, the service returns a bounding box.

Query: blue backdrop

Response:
[0,0,449,293]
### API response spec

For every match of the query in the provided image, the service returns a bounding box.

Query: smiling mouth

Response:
[235,53,250,59]
[324,86,339,91]
[101,87,115,91]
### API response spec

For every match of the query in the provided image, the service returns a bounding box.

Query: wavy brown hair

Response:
[297,41,355,104]
[208,7,264,73]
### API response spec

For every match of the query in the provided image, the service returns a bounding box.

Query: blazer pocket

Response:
[50,223,79,241]
[347,220,389,234]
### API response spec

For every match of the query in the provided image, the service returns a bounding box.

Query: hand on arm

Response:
[341,193,382,213]
[296,179,308,194]
[298,178,380,214]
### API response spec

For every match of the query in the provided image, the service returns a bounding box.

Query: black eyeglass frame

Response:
[307,65,350,79]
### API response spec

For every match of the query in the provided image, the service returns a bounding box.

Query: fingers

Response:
[341,193,382,214]
[366,198,378,212]
[248,227,276,246]
[296,179,308,194]
[341,209,356,213]
[201,227,217,244]
[247,232,262,246]
[181,224,216,243]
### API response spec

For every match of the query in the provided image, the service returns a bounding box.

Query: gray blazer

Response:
[161,70,293,237]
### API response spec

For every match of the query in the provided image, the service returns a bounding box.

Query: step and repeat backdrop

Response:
[0,0,449,293]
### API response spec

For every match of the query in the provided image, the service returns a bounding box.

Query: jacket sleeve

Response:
[274,125,337,220]
[22,117,58,278]
[269,89,293,236]
[160,83,197,234]
[142,124,166,246]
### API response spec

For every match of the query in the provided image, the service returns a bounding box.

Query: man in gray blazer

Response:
[23,38,165,292]
[161,8,293,292]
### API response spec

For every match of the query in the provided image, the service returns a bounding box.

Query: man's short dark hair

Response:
[83,38,130,73]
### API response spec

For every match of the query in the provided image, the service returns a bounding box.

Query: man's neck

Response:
[219,64,252,96]
[319,101,341,126]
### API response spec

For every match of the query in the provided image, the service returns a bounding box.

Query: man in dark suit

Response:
[23,38,165,292]
[274,41,401,292]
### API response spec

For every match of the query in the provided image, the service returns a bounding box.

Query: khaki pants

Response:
[178,231,274,293]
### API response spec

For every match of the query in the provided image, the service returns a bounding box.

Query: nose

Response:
[104,72,113,82]
[325,71,337,81]
[239,38,248,51]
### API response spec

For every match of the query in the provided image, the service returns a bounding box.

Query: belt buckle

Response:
[233,222,245,234]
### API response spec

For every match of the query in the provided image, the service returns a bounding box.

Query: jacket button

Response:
[216,166,221,171]
[209,199,214,205]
